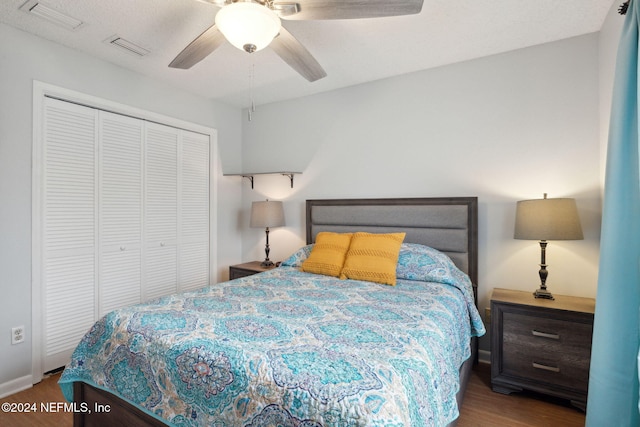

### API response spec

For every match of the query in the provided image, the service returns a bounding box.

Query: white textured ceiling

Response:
[1,0,616,108]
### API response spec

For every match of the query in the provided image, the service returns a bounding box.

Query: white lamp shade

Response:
[215,2,281,52]
[250,200,285,228]
[514,197,583,241]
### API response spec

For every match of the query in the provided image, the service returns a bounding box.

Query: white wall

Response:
[0,24,243,390]
[240,34,603,353]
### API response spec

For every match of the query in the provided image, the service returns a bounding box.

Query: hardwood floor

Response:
[457,363,585,427]
[0,363,585,427]
[0,372,71,427]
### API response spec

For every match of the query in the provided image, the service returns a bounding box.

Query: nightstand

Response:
[229,261,277,280]
[490,288,595,411]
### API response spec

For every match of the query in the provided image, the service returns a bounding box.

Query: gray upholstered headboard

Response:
[306,197,478,296]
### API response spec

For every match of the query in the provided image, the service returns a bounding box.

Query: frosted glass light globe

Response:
[216,2,281,53]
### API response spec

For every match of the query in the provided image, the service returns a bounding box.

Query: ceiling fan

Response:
[169,0,424,82]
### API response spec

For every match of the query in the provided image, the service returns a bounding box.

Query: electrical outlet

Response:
[484,307,491,324]
[11,326,24,345]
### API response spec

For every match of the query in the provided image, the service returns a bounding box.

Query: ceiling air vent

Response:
[20,0,83,31]
[105,36,150,57]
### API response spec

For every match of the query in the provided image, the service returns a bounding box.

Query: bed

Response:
[59,197,485,426]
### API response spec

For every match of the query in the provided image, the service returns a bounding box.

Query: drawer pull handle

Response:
[532,330,560,340]
[533,362,560,373]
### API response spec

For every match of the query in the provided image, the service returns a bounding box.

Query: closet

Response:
[37,97,211,373]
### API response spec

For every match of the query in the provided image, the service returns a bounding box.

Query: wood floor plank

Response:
[0,363,585,426]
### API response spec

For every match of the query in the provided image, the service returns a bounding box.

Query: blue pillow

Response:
[280,244,313,267]
[395,243,465,285]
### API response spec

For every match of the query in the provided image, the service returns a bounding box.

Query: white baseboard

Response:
[0,374,33,399]
[478,349,491,364]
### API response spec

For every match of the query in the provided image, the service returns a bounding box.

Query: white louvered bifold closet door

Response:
[180,132,210,291]
[144,123,179,300]
[42,98,97,373]
[37,98,211,374]
[99,112,143,316]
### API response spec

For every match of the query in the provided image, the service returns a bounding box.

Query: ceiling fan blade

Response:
[270,27,326,82]
[197,0,227,6]
[280,0,423,20]
[169,24,226,69]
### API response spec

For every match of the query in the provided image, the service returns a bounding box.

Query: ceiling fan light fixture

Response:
[215,2,281,53]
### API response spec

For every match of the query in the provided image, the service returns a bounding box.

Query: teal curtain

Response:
[586,1,640,425]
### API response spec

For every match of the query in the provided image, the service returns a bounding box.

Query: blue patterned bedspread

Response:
[59,247,485,426]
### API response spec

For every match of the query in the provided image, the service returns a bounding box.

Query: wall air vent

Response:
[20,0,83,31]
[105,36,150,57]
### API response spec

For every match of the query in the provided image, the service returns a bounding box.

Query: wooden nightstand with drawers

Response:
[490,288,595,411]
[229,261,277,280]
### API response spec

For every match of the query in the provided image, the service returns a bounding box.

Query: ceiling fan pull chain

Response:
[248,63,256,121]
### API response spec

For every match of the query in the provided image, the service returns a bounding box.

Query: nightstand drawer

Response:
[230,266,260,279]
[503,312,592,355]
[502,341,591,391]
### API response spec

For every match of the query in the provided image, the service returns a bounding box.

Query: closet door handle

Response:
[532,362,560,373]
[532,330,560,340]
[160,242,165,247]
[120,246,126,251]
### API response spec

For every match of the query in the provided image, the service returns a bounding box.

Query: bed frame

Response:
[73,197,479,427]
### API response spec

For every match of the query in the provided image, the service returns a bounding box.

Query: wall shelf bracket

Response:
[224,172,301,190]
[282,173,295,188]
[242,175,255,189]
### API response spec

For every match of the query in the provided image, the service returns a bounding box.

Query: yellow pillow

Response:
[340,232,406,286]
[301,232,353,277]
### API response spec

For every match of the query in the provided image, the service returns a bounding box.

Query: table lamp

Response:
[514,193,583,299]
[250,200,285,267]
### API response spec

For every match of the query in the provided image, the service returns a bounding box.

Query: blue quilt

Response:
[59,244,485,426]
